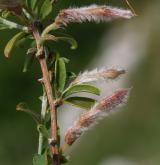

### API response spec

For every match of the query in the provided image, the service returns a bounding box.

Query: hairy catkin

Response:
[65,89,129,145]
[55,5,134,27]
[72,68,126,85]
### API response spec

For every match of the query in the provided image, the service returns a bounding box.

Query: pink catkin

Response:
[55,5,134,26]
[65,89,129,145]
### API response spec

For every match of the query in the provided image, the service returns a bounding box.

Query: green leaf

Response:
[16,102,40,124]
[64,97,96,110]
[42,34,78,50]
[37,124,50,139]
[55,57,67,92]
[62,84,100,98]
[26,0,37,12]
[42,23,58,36]
[61,57,70,63]
[39,0,52,20]
[57,36,78,50]
[33,154,47,165]
[4,31,27,58]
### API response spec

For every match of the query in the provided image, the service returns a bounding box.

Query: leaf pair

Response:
[62,84,100,110]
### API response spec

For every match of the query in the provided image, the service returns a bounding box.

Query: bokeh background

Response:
[1,0,160,165]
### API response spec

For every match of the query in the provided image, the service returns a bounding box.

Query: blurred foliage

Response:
[0,0,160,165]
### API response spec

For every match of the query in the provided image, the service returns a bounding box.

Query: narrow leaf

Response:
[62,84,100,98]
[42,34,78,50]
[64,97,96,110]
[26,0,37,10]
[56,36,78,50]
[55,57,66,92]
[4,31,27,58]
[39,0,52,20]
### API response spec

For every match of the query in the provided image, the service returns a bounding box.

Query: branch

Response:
[32,24,60,165]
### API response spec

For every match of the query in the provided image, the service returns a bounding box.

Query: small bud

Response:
[72,68,125,85]
[55,5,135,27]
[48,138,58,146]
[37,78,44,84]
[65,89,130,145]
[98,69,125,79]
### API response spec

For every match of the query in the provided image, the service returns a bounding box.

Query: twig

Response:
[32,24,60,165]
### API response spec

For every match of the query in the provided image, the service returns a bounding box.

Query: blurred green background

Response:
[1,0,160,164]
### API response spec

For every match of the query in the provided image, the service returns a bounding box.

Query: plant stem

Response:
[41,23,58,37]
[38,88,47,155]
[32,25,60,165]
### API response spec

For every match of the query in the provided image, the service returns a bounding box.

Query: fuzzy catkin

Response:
[55,5,134,26]
[72,68,126,85]
[65,89,129,145]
